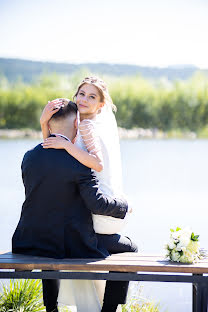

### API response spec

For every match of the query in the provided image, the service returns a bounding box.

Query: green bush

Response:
[0,71,208,132]
[0,279,45,311]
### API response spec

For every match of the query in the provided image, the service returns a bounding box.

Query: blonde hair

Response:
[73,76,117,112]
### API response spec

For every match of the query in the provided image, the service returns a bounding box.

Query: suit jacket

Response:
[12,142,128,259]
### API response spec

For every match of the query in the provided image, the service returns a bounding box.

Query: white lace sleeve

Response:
[78,119,103,161]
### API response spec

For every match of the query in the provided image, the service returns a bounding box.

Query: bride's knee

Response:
[125,236,138,253]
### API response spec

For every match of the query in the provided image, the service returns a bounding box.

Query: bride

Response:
[40,76,135,312]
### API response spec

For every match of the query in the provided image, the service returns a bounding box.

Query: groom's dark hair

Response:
[51,101,77,121]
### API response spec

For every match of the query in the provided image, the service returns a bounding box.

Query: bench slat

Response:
[0,252,208,274]
[1,252,208,264]
[1,262,208,274]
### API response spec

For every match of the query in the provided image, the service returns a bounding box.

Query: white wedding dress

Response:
[58,106,127,311]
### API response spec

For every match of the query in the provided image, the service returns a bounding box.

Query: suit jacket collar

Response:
[50,133,71,141]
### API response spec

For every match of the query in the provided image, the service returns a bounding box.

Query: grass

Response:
[0,280,163,312]
[0,279,45,312]
[121,283,164,312]
[122,298,160,312]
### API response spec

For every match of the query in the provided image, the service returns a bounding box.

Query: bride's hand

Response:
[62,98,70,106]
[40,99,65,125]
[41,135,70,149]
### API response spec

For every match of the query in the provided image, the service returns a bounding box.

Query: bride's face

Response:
[76,84,104,115]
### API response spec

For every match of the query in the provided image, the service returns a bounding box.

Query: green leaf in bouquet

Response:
[176,227,181,231]
[170,229,174,232]
[191,232,199,241]
[192,235,199,241]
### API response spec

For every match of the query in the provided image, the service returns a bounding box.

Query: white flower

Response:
[171,250,180,262]
[179,236,190,247]
[175,245,182,251]
[171,232,180,240]
[180,250,194,263]
[168,240,176,250]
[165,227,200,264]
[176,236,190,251]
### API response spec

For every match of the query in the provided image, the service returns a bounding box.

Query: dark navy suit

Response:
[12,141,132,310]
[12,143,127,258]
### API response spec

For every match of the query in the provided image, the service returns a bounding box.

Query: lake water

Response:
[0,138,208,312]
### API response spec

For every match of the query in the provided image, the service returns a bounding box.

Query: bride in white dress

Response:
[41,76,129,312]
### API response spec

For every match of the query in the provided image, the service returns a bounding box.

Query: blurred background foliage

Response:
[0,70,208,134]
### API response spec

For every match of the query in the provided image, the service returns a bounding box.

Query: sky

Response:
[0,0,208,68]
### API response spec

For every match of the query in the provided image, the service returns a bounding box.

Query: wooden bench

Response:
[0,252,208,312]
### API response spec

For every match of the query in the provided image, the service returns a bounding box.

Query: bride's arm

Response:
[78,119,104,170]
[40,122,50,140]
[40,99,64,139]
[41,120,104,172]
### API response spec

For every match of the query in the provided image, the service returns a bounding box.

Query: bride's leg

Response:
[58,279,76,306]
[58,276,101,312]
[73,280,101,312]
[94,280,106,304]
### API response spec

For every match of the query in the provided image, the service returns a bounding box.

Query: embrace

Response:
[12,76,138,312]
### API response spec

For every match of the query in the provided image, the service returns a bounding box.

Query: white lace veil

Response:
[75,76,123,196]
[96,102,123,195]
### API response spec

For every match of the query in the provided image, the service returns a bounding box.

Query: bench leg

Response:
[193,281,208,312]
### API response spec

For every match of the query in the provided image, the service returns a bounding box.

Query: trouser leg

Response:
[97,233,138,254]
[97,233,138,309]
[42,277,60,312]
[104,278,129,304]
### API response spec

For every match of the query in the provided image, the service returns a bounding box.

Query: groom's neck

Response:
[50,127,73,141]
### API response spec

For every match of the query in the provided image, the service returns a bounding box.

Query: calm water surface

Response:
[0,138,208,312]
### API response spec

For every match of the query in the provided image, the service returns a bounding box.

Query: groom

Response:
[12,101,137,312]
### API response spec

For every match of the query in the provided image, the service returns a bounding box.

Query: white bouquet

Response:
[165,227,200,264]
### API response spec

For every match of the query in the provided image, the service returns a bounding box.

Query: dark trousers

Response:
[42,279,60,312]
[42,234,138,311]
[98,234,138,305]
